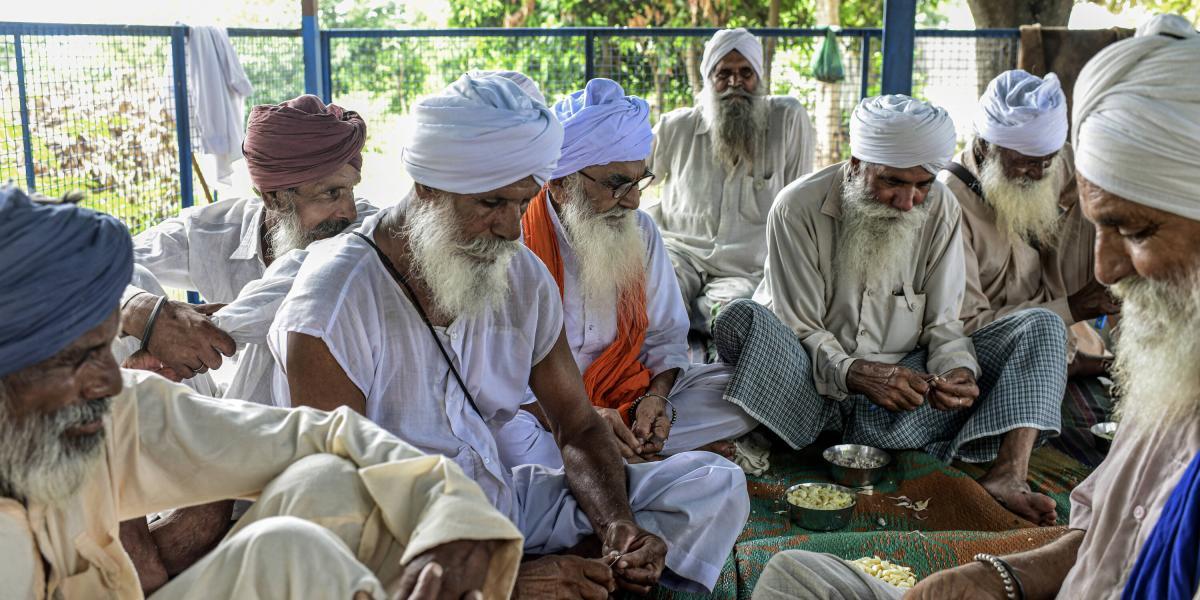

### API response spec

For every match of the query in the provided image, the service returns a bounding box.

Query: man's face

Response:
[1080,176,1200,286]
[983,141,1059,183]
[710,50,759,94]
[264,162,362,241]
[556,160,647,220]
[854,159,935,212]
[417,176,540,246]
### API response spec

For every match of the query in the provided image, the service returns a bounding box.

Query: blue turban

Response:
[551,78,652,179]
[0,186,133,377]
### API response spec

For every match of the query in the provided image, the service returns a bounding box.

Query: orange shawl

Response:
[522,186,650,425]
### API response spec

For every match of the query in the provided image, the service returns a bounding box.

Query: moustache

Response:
[309,218,352,240]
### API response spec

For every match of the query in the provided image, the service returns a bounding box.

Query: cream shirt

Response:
[940,144,1096,334]
[752,161,978,400]
[646,97,816,279]
[0,370,523,600]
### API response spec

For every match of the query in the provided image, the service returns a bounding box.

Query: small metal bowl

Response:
[784,483,856,531]
[1091,422,1118,453]
[823,444,892,487]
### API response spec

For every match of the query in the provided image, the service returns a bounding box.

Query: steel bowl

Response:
[823,444,892,487]
[1091,422,1118,453]
[784,483,856,531]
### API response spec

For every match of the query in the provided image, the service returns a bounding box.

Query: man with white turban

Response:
[752,28,1200,600]
[492,78,761,476]
[0,186,524,600]
[648,27,816,340]
[714,94,1068,526]
[270,74,749,596]
[941,70,1119,380]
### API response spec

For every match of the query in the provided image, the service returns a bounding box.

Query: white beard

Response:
[266,202,350,258]
[978,149,1064,244]
[1110,268,1200,429]
[836,170,931,288]
[0,393,110,507]
[700,84,768,172]
[558,175,645,308]
[402,195,518,320]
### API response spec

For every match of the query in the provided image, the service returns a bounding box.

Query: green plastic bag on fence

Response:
[811,28,845,83]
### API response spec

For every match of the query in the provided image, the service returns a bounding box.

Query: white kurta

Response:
[268,213,749,593]
[124,196,377,405]
[494,206,758,468]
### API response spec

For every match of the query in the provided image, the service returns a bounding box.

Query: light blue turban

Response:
[550,78,652,179]
[0,186,133,378]
[973,70,1067,157]
[402,73,564,194]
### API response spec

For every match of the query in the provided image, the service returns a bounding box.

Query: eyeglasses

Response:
[578,169,656,200]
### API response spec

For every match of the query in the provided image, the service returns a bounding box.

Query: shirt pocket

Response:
[873,289,927,354]
[62,531,125,595]
[737,173,777,224]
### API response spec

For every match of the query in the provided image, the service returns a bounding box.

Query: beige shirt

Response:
[647,97,816,279]
[939,144,1096,334]
[0,371,523,600]
[1060,413,1200,599]
[753,161,978,400]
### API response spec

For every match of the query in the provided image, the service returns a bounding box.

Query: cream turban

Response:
[402,73,564,194]
[700,28,764,80]
[466,69,547,106]
[849,94,958,173]
[1072,33,1200,221]
[973,70,1067,157]
[1136,14,1198,39]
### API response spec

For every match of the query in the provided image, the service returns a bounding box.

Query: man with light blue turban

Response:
[714,94,1068,526]
[0,185,527,599]
[274,74,745,596]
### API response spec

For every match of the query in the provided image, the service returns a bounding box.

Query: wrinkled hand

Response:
[1068,279,1121,322]
[904,563,1007,600]
[121,349,183,382]
[122,294,236,380]
[601,519,667,595]
[631,395,672,457]
[515,555,615,600]
[596,407,644,461]
[846,360,930,412]
[927,368,979,412]
[388,539,498,600]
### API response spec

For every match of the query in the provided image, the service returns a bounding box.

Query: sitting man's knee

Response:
[231,516,336,553]
[1012,308,1069,344]
[714,298,763,330]
[278,453,359,486]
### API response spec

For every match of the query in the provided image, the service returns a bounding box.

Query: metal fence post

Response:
[170,26,200,304]
[321,30,332,104]
[881,0,916,95]
[584,30,595,82]
[859,33,872,100]
[14,34,37,192]
[302,0,324,98]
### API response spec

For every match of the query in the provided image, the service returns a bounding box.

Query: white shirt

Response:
[269,213,564,522]
[646,97,816,279]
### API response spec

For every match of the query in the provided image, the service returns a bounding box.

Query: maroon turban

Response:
[243,95,367,192]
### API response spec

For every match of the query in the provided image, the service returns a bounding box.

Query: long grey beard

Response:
[978,149,1064,244]
[0,393,110,507]
[266,204,351,258]
[1110,269,1200,429]
[701,85,768,172]
[402,195,519,320]
[558,175,645,308]
[836,170,931,289]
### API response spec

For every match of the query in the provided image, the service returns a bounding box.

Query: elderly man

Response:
[0,186,523,599]
[492,78,760,470]
[943,70,1118,377]
[714,95,1068,525]
[648,28,816,336]
[751,27,1200,600]
[270,74,748,597]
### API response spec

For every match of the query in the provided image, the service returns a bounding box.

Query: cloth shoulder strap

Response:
[945,161,985,200]
[350,231,482,419]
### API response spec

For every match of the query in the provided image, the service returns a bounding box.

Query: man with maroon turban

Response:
[114,94,377,594]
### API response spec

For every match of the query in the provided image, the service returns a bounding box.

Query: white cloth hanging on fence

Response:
[187,25,253,184]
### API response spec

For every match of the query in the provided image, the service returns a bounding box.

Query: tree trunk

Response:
[685,3,703,97]
[762,0,781,90]
[966,0,1073,96]
[814,0,842,167]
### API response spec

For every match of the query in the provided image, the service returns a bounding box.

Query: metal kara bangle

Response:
[628,394,677,425]
[139,296,169,352]
[974,553,1024,600]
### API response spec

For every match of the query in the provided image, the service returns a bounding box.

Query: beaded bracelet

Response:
[628,393,677,425]
[974,553,1024,600]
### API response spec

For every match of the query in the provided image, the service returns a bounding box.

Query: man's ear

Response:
[412,183,436,201]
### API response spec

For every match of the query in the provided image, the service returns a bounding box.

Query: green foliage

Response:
[1098,0,1200,23]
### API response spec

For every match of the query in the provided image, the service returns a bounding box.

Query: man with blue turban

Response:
[271,73,747,596]
[0,185,525,599]
[941,69,1118,382]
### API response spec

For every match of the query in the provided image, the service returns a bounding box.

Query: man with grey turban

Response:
[0,186,525,600]
[273,74,743,596]
[715,95,1068,526]
[647,28,816,342]
[753,28,1200,600]
[941,70,1118,383]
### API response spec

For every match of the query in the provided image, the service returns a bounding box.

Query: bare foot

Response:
[697,440,737,459]
[979,474,1057,526]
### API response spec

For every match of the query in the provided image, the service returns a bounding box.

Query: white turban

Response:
[973,70,1067,157]
[849,94,958,173]
[1136,14,1198,39]
[402,73,564,194]
[466,69,547,106]
[700,28,764,80]
[551,78,652,179]
[1072,34,1200,221]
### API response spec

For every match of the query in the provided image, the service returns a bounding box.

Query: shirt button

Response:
[866,290,873,297]
[859,329,866,337]
[1134,505,1146,520]
[484,457,491,464]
